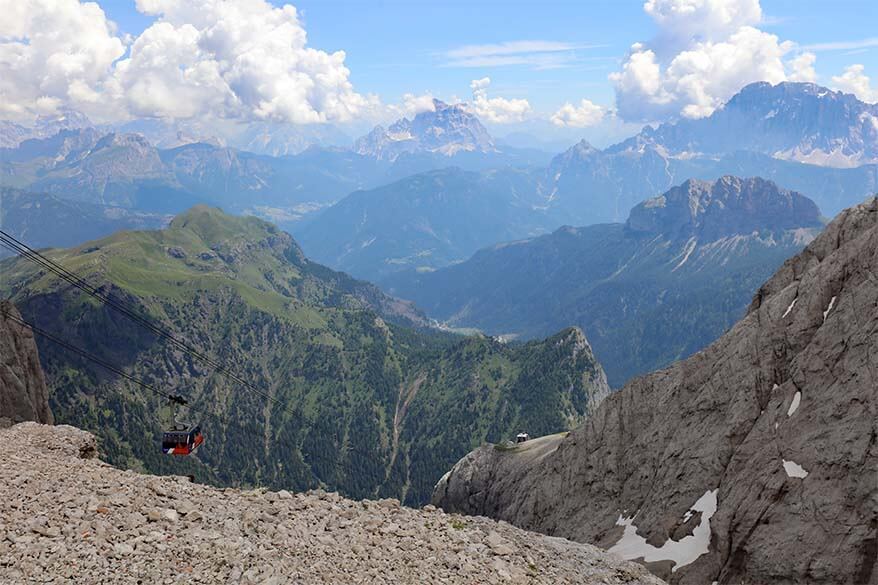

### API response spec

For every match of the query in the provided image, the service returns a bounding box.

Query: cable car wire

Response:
[0,308,177,403]
[0,229,281,409]
[0,308,238,435]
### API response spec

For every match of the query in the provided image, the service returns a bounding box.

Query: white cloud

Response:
[610,0,818,121]
[832,65,878,103]
[0,0,126,120]
[787,52,817,82]
[802,37,878,52]
[384,93,437,119]
[0,0,374,124]
[466,77,531,124]
[551,99,605,127]
[644,0,763,39]
[443,40,600,69]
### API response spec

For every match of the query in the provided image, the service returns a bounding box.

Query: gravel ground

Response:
[0,422,664,584]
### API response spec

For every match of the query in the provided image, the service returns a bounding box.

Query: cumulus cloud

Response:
[0,0,374,124]
[401,94,438,116]
[551,99,605,127]
[787,52,817,82]
[0,0,126,120]
[832,65,878,103]
[610,0,818,121]
[466,77,531,123]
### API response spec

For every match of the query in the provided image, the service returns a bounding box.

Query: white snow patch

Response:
[609,489,717,573]
[823,296,837,322]
[360,237,376,249]
[783,459,808,478]
[683,510,693,523]
[772,384,779,391]
[787,391,801,417]
[782,297,797,318]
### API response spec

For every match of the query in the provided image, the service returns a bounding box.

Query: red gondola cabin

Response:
[162,426,204,455]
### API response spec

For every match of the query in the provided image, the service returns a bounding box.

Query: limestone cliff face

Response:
[433,198,878,585]
[0,301,53,426]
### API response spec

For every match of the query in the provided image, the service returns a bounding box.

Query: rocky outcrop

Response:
[625,176,822,242]
[433,198,878,584]
[354,99,495,161]
[0,423,664,585]
[0,302,53,426]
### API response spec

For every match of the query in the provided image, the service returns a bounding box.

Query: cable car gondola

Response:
[162,425,204,456]
[162,395,204,456]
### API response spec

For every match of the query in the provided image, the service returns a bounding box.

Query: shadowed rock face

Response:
[0,302,53,426]
[433,198,878,585]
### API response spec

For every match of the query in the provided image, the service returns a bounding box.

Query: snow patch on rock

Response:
[609,489,717,573]
[787,391,801,417]
[823,296,836,322]
[783,459,808,478]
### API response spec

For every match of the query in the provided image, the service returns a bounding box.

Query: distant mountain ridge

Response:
[384,176,824,386]
[539,82,878,225]
[619,82,878,167]
[295,166,552,279]
[354,99,495,161]
[3,81,877,271]
[0,188,170,258]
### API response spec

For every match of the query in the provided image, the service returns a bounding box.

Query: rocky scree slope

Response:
[433,197,878,584]
[0,301,53,426]
[386,176,824,386]
[0,422,664,585]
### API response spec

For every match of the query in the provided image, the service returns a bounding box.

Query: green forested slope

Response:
[0,206,608,504]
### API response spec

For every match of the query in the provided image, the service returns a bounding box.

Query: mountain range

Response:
[295,167,555,279]
[433,196,878,584]
[297,82,876,281]
[384,176,824,386]
[3,82,876,278]
[0,206,608,505]
[0,187,170,259]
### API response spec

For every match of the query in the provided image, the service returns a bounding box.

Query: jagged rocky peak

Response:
[554,139,600,164]
[630,81,878,167]
[432,197,878,584]
[354,98,495,160]
[0,110,93,149]
[0,422,665,584]
[626,176,822,242]
[0,302,53,427]
[94,132,154,151]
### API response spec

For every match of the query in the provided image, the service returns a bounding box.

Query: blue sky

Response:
[3,1,877,147]
[102,0,878,114]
